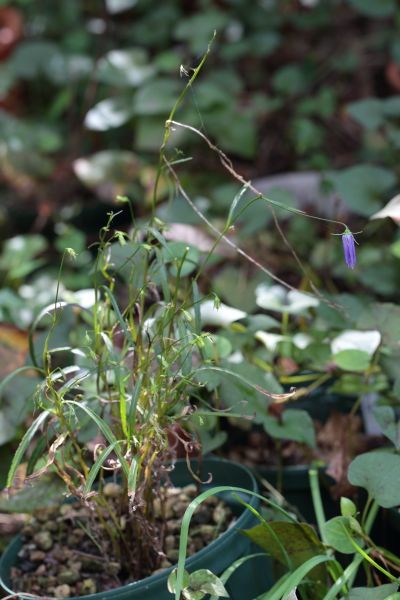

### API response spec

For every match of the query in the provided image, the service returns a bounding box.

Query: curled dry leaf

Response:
[24,433,69,481]
[253,384,297,403]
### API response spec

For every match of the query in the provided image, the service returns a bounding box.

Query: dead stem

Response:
[164,121,345,313]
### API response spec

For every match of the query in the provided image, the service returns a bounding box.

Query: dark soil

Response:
[10,484,233,598]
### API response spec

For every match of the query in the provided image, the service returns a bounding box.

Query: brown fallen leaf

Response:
[0,323,29,378]
[318,411,365,498]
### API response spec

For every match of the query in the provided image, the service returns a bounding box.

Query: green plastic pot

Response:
[0,457,272,600]
[258,465,337,525]
[286,390,356,423]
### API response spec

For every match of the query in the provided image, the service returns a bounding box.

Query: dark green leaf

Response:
[347,583,398,599]
[348,451,400,507]
[260,409,316,447]
[328,165,396,217]
[0,474,65,513]
[322,516,359,554]
[333,350,370,372]
[347,0,396,17]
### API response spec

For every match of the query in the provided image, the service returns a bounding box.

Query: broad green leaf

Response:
[0,234,47,274]
[347,583,399,599]
[197,429,227,455]
[168,569,190,594]
[243,521,324,569]
[357,303,400,351]
[8,41,62,80]
[272,64,307,96]
[202,335,232,360]
[133,78,181,115]
[174,10,228,54]
[348,451,400,507]
[328,165,396,217]
[291,118,324,155]
[207,107,257,159]
[188,570,229,597]
[74,150,140,197]
[333,349,370,372]
[347,0,396,17]
[212,267,266,312]
[322,516,360,554]
[347,98,385,130]
[96,48,155,87]
[161,241,200,277]
[261,409,316,448]
[84,97,134,130]
[340,497,357,517]
[0,474,66,512]
[0,412,16,446]
[373,405,400,449]
[135,116,167,151]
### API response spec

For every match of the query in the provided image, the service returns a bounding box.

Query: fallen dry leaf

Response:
[0,323,29,378]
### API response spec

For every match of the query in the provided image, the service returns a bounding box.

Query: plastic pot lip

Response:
[259,464,324,475]
[0,456,259,600]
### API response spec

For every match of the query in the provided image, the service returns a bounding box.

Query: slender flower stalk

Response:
[341,229,357,269]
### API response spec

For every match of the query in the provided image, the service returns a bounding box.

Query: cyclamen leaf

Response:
[346,583,399,599]
[348,451,400,507]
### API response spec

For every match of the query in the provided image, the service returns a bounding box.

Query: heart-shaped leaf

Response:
[328,165,396,217]
[348,451,400,507]
[333,350,370,372]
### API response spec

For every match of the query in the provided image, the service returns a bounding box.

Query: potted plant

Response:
[0,209,278,600]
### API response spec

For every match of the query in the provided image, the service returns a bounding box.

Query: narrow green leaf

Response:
[84,441,120,494]
[6,411,50,488]
[127,373,143,434]
[101,285,134,346]
[0,365,43,400]
[65,401,129,478]
[226,183,250,228]
[258,555,334,600]
[192,280,201,336]
[127,457,138,494]
[209,554,265,600]
[174,485,297,600]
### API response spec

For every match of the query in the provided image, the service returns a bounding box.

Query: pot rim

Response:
[0,456,259,600]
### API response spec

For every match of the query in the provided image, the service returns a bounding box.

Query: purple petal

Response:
[342,233,357,269]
